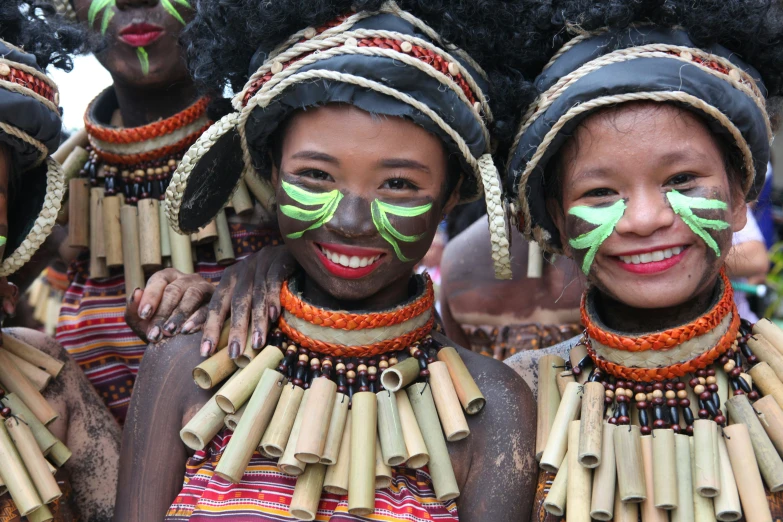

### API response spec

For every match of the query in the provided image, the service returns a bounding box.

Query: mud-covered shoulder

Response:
[504,336,581,400]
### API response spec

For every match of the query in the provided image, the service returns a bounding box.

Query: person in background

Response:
[726,207,770,321]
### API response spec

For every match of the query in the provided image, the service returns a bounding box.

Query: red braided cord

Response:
[278,314,435,357]
[90,123,211,166]
[3,67,56,104]
[84,97,209,145]
[582,270,734,352]
[280,278,434,331]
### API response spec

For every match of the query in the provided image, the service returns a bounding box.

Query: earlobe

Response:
[730,197,748,233]
[270,164,280,187]
[442,176,463,215]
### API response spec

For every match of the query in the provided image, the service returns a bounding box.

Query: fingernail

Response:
[252,331,262,349]
[128,288,140,305]
[269,306,279,322]
[148,326,161,341]
[181,321,194,334]
[229,340,241,359]
[200,340,212,357]
[140,304,152,319]
[164,322,177,334]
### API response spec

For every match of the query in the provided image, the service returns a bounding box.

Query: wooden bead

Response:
[677,390,688,399]
[303,27,317,38]
[694,385,705,395]
[728,69,741,81]
[665,391,676,400]
[0,64,9,76]
[447,62,459,76]
[652,390,663,399]
[271,61,283,74]
[345,37,358,47]
[400,41,413,53]
[706,376,717,385]
[724,360,736,372]
[635,393,645,402]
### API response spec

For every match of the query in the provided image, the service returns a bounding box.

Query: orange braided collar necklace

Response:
[278,274,435,357]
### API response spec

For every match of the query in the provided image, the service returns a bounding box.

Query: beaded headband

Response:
[0,39,65,277]
[164,1,512,278]
[506,26,772,253]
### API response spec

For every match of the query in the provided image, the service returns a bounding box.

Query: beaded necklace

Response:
[182,273,485,519]
[537,269,783,522]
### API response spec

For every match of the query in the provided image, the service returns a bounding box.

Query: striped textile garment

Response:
[166,430,459,521]
[55,222,280,424]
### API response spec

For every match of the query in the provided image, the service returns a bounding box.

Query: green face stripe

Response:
[371,200,432,262]
[568,199,627,275]
[279,181,343,239]
[666,189,729,256]
[136,47,150,76]
[160,0,190,25]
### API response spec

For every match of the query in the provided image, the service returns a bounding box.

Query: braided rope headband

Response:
[506,26,772,253]
[164,2,512,278]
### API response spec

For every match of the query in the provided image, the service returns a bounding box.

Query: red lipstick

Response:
[313,243,386,279]
[614,247,688,274]
[119,23,164,47]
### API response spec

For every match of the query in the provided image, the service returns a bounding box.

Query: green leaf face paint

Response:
[88,0,115,33]
[568,199,627,275]
[160,0,189,25]
[136,47,150,76]
[666,189,730,256]
[371,200,432,262]
[279,181,344,239]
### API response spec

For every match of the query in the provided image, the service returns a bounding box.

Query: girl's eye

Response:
[582,187,615,198]
[299,169,332,181]
[666,173,695,186]
[382,178,419,191]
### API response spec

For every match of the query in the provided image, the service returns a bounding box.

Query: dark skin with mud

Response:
[114,105,537,521]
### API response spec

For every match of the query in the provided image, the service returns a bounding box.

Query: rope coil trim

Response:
[0,121,48,167]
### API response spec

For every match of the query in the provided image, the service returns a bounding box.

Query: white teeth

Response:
[359,257,369,268]
[619,247,685,265]
[348,256,360,268]
[319,246,380,268]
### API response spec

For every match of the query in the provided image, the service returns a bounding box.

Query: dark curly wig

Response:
[0,0,85,71]
[182,0,557,154]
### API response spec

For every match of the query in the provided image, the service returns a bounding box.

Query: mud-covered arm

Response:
[114,334,211,522]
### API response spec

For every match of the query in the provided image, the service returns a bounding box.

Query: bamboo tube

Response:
[690,437,716,522]
[428,361,469,442]
[27,505,53,522]
[348,391,377,515]
[536,354,564,461]
[754,395,783,455]
[407,383,459,501]
[0,351,57,425]
[614,482,639,522]
[102,195,123,268]
[578,381,604,468]
[120,205,145,291]
[749,362,783,409]
[68,178,90,248]
[181,372,241,451]
[377,390,407,466]
[544,456,568,516]
[279,390,310,476]
[194,220,218,244]
[746,335,783,381]
[726,394,783,492]
[395,391,428,469]
[527,240,543,278]
[6,418,60,503]
[641,435,668,522]
[753,318,783,355]
[235,330,259,368]
[137,199,162,270]
[261,383,305,456]
[213,210,235,265]
[324,412,351,495]
[672,434,695,522]
[216,346,284,413]
[693,419,720,497]
[158,202,171,258]
[0,421,41,515]
[320,393,349,465]
[375,436,393,489]
[540,381,581,473]
[651,428,678,509]
[380,357,420,392]
[723,423,773,522]
[215,369,285,483]
[290,463,327,521]
[713,435,741,522]
[1,349,50,391]
[2,335,64,378]
[566,420,591,522]
[556,371,575,397]
[244,172,276,212]
[614,424,646,502]
[169,225,194,274]
[53,129,88,164]
[296,377,337,463]
[436,346,485,414]
[89,188,109,278]
[590,423,616,520]
[193,349,234,390]
[1,394,57,455]
[231,179,254,216]
[47,440,71,467]
[225,404,246,431]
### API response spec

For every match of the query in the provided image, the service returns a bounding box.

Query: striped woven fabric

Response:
[55,222,280,424]
[166,430,459,521]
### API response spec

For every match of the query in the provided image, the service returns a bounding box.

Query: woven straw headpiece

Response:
[507,26,772,254]
[0,39,65,277]
[164,1,512,278]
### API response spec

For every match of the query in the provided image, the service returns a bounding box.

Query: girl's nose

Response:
[614,191,675,237]
[323,194,377,239]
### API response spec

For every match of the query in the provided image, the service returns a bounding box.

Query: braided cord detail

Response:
[582,271,734,352]
[478,154,511,279]
[0,157,64,277]
[279,314,435,357]
[588,309,739,382]
[280,278,434,330]
[0,77,59,115]
[90,122,210,166]
[84,96,209,144]
[0,122,48,167]
[0,57,58,93]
